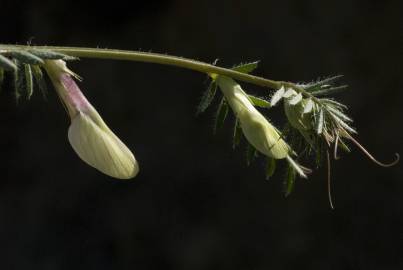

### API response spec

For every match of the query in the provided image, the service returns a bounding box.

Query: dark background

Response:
[0,0,402,269]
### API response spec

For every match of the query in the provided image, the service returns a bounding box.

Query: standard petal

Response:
[68,112,139,179]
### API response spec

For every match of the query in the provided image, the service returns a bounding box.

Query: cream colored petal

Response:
[216,76,290,159]
[68,112,139,179]
[238,110,289,159]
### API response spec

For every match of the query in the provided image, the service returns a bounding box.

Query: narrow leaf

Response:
[214,97,228,133]
[304,75,344,92]
[270,86,285,106]
[28,49,77,61]
[315,107,324,134]
[13,61,24,103]
[325,105,352,122]
[284,164,296,197]
[338,138,351,153]
[303,98,314,114]
[246,143,257,166]
[197,81,217,114]
[265,157,276,180]
[248,95,270,108]
[7,50,44,65]
[321,98,347,109]
[31,65,47,99]
[311,85,348,96]
[24,64,33,99]
[231,61,259,74]
[334,115,357,134]
[289,92,302,105]
[0,54,17,71]
[233,118,242,149]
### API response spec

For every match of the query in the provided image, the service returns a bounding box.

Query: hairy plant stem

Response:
[0,44,307,92]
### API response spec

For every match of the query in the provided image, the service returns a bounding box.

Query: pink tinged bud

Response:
[44,60,139,179]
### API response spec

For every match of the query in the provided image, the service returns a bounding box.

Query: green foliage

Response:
[0,47,77,102]
[246,143,258,166]
[284,164,296,197]
[303,75,347,97]
[315,106,324,134]
[311,85,348,96]
[6,50,44,65]
[24,64,34,99]
[270,86,285,106]
[248,95,270,108]
[231,61,259,74]
[28,49,77,61]
[214,97,228,133]
[31,65,47,99]
[197,81,217,114]
[13,61,24,102]
[0,54,18,71]
[289,92,302,105]
[265,157,276,180]
[303,98,314,114]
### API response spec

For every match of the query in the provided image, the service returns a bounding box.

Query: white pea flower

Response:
[44,60,139,179]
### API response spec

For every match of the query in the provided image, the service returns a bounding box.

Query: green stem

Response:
[0,44,284,89]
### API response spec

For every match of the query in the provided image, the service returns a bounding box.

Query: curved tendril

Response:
[347,135,400,167]
[326,150,335,210]
[334,134,340,160]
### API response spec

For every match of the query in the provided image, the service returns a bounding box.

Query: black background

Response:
[0,0,402,269]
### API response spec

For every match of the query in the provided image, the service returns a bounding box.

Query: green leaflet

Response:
[303,98,314,114]
[197,81,217,114]
[325,104,352,122]
[24,64,33,99]
[248,95,270,108]
[13,61,24,102]
[284,163,296,197]
[289,92,302,105]
[338,137,351,153]
[233,118,242,149]
[7,50,44,65]
[265,157,276,180]
[0,54,17,71]
[311,85,348,96]
[28,49,77,61]
[304,75,344,92]
[315,107,324,134]
[31,65,47,99]
[214,97,228,133]
[246,143,258,166]
[231,61,259,74]
[270,86,285,106]
[321,98,348,109]
[332,113,357,134]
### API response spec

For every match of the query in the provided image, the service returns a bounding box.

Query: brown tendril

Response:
[334,134,340,160]
[326,150,335,210]
[346,135,400,167]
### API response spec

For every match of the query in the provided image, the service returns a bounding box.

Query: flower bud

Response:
[44,60,139,179]
[283,89,313,143]
[216,76,290,159]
